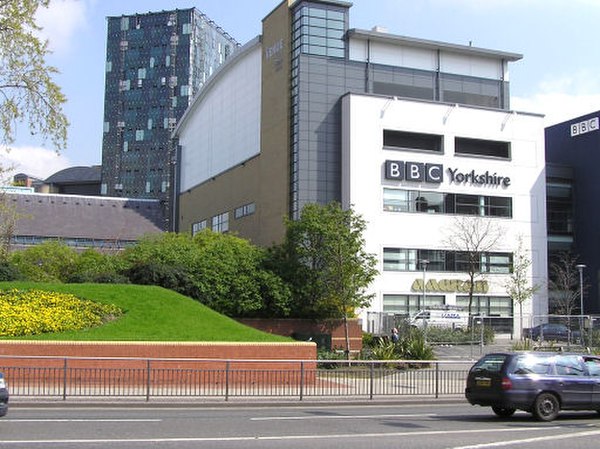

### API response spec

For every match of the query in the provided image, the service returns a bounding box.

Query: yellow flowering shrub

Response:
[0,289,122,337]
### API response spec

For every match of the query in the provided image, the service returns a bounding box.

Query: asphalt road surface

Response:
[2,401,600,449]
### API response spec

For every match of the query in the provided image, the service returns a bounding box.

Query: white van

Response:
[410,309,469,330]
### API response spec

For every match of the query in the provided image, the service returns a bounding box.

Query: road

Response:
[1,401,600,448]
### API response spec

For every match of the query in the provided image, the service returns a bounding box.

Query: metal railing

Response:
[0,356,472,402]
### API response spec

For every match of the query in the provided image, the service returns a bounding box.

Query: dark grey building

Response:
[8,192,164,252]
[546,110,600,313]
[43,166,101,196]
[100,8,239,229]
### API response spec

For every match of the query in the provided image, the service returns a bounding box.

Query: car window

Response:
[554,355,585,376]
[512,354,552,375]
[472,354,507,373]
[584,358,600,376]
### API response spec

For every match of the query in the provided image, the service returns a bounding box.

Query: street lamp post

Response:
[420,259,429,310]
[576,264,586,345]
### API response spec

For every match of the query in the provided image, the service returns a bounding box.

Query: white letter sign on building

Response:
[570,117,599,137]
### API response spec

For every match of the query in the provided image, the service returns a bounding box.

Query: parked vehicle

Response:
[465,352,600,421]
[0,372,8,417]
[410,309,469,330]
[523,323,580,342]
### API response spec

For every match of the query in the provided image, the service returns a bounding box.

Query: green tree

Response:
[119,231,291,318]
[10,240,77,281]
[0,0,68,151]
[505,237,540,339]
[68,248,126,284]
[270,203,378,356]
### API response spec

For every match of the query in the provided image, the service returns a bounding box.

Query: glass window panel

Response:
[383,188,411,212]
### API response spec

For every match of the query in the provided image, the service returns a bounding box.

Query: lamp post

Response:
[420,259,429,310]
[576,264,586,344]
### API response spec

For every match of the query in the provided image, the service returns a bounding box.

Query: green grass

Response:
[0,282,292,342]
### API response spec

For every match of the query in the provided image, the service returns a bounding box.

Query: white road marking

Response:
[251,413,435,420]
[449,428,600,449]
[1,419,161,423]
[0,426,558,445]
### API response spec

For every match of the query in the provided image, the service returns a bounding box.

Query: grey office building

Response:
[100,8,239,228]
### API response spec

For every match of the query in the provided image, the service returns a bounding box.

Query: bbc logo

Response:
[385,160,443,183]
[570,117,599,137]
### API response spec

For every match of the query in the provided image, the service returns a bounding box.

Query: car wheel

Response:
[492,406,516,418]
[532,392,560,421]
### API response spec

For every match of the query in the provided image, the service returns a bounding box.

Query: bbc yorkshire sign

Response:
[411,278,489,294]
[385,160,510,187]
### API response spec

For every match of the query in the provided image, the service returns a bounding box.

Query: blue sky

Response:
[2,0,600,179]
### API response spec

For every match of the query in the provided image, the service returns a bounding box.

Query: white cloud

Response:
[0,146,73,181]
[513,93,600,127]
[35,0,88,56]
[513,70,600,126]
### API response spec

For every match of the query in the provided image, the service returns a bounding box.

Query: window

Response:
[103,122,110,133]
[484,196,512,217]
[384,130,442,153]
[384,248,512,274]
[384,188,512,218]
[383,188,412,212]
[106,61,112,73]
[192,220,207,236]
[135,130,144,141]
[455,194,482,215]
[234,203,256,219]
[137,68,146,79]
[456,295,512,317]
[481,253,512,274]
[382,294,445,315]
[383,248,417,271]
[212,212,229,233]
[455,137,510,159]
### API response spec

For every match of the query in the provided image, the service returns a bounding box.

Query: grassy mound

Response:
[0,282,290,342]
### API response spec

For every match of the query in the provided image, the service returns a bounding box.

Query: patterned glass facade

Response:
[101,8,238,228]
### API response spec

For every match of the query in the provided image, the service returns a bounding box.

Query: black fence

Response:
[0,356,471,402]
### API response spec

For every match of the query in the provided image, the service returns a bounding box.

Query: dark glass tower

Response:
[100,8,238,228]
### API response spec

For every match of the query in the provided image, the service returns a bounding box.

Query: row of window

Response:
[191,203,256,236]
[382,294,513,317]
[12,235,135,250]
[384,130,511,160]
[383,248,513,274]
[383,188,512,217]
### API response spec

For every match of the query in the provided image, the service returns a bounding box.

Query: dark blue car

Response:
[465,352,600,421]
[524,323,580,342]
[0,372,8,417]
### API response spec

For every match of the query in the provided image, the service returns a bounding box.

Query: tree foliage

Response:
[0,0,68,151]
[10,240,78,282]
[505,236,540,337]
[268,203,378,355]
[119,231,291,318]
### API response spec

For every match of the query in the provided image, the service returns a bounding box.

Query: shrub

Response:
[0,260,22,281]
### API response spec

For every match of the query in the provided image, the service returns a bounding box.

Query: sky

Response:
[2,0,600,179]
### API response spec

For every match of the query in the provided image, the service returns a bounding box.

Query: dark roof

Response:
[9,192,165,240]
[45,166,102,185]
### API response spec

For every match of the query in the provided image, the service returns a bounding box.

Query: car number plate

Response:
[476,377,491,387]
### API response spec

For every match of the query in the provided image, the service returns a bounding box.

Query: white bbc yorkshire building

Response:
[174,0,548,336]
